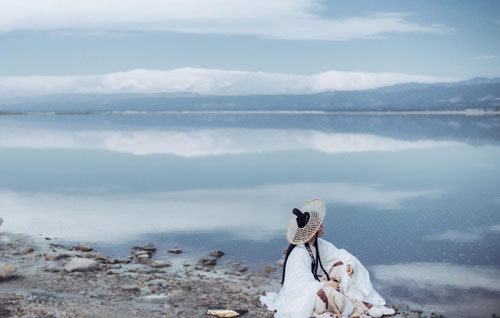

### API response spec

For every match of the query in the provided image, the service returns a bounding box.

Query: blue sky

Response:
[0,0,499,96]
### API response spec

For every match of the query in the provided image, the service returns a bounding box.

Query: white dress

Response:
[260,238,385,318]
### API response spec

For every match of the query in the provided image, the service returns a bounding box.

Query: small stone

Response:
[64,258,99,272]
[75,243,93,252]
[151,260,171,268]
[21,252,40,259]
[142,242,156,251]
[16,247,34,255]
[137,254,150,260]
[282,247,288,254]
[168,249,183,254]
[119,284,141,293]
[265,265,277,273]
[209,250,225,258]
[0,217,3,227]
[44,265,64,273]
[233,263,248,273]
[118,257,133,264]
[0,263,17,280]
[198,256,217,267]
[275,258,285,267]
[44,253,69,261]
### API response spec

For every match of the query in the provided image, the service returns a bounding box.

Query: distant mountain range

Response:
[1,77,500,112]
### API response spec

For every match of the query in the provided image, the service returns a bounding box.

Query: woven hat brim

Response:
[287,199,326,244]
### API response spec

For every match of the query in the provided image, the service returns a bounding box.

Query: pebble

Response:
[151,260,171,268]
[168,249,183,254]
[44,253,69,261]
[119,284,141,293]
[275,258,285,267]
[198,256,217,267]
[16,247,34,255]
[265,265,277,273]
[142,242,156,251]
[64,258,99,272]
[209,250,225,258]
[74,243,93,252]
[232,263,248,273]
[0,263,18,280]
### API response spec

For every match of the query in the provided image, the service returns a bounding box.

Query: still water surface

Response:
[1,112,499,317]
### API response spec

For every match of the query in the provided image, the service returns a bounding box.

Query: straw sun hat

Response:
[287,199,326,245]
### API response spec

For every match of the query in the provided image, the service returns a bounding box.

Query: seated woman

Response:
[260,199,395,318]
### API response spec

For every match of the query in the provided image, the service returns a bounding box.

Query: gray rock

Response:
[142,242,156,251]
[275,258,285,267]
[44,253,70,261]
[117,256,133,264]
[119,284,141,293]
[17,247,35,255]
[233,263,248,273]
[209,250,225,258]
[0,217,2,227]
[198,256,217,267]
[64,258,99,272]
[151,260,171,268]
[74,243,93,252]
[0,263,17,280]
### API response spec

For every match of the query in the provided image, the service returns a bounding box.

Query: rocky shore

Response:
[0,217,439,318]
[0,224,280,317]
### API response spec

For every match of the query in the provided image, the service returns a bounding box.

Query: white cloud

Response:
[0,68,453,97]
[0,1,449,40]
[372,262,500,292]
[0,183,442,242]
[0,127,461,157]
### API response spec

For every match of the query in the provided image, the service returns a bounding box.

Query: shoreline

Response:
[0,229,443,318]
[0,231,279,317]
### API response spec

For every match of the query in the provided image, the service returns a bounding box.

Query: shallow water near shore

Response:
[1,112,500,317]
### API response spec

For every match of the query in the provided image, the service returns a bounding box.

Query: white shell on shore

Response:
[207,309,240,317]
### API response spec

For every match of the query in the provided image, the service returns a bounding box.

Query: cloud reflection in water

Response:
[0,182,442,242]
[0,128,460,156]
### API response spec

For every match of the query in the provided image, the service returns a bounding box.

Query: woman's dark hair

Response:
[281,243,296,285]
[281,234,330,285]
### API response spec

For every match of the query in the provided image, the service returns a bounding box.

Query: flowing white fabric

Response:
[260,238,385,318]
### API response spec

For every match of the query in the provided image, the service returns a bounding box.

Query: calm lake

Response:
[1,112,499,317]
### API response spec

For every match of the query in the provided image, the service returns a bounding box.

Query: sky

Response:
[0,0,499,96]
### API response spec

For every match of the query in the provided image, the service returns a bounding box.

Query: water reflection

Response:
[0,182,442,242]
[372,262,500,317]
[0,127,460,156]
